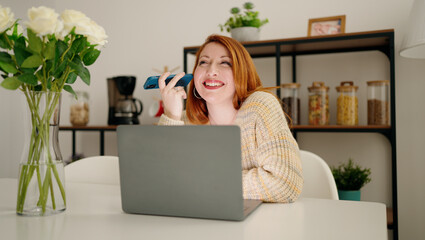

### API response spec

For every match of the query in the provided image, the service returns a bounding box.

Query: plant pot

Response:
[17,91,66,216]
[338,190,361,201]
[230,27,260,42]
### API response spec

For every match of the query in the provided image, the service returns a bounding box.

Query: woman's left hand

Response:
[158,72,187,120]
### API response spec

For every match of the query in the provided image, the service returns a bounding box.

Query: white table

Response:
[0,178,387,240]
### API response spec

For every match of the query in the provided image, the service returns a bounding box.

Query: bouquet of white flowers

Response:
[0,5,107,216]
[0,6,107,93]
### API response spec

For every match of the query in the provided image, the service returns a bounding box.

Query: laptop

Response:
[117,125,262,221]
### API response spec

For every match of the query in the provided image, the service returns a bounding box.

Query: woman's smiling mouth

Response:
[203,80,225,89]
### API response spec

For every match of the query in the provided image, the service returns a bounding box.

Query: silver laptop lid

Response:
[117,125,246,220]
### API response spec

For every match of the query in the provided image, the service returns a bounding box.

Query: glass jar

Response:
[70,91,89,126]
[367,80,389,125]
[308,82,329,125]
[336,81,358,125]
[281,83,300,125]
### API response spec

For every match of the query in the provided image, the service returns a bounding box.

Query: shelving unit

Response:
[183,29,397,239]
[59,125,118,156]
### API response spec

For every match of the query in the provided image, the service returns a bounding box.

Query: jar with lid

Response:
[70,91,89,126]
[367,80,389,125]
[281,83,300,125]
[336,81,358,125]
[308,82,329,125]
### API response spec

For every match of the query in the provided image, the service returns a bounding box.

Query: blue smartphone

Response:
[143,74,193,90]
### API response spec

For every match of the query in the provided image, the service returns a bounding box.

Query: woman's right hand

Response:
[158,72,187,121]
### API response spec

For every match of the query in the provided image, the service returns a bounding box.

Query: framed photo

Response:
[308,15,346,37]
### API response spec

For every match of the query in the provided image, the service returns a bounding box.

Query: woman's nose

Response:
[206,64,218,76]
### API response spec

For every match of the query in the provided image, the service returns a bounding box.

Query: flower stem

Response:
[49,177,56,210]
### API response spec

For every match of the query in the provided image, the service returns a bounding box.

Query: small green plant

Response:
[219,2,269,32]
[331,158,371,191]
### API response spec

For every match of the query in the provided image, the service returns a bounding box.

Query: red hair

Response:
[186,34,264,124]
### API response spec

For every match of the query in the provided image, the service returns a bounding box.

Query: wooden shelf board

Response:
[184,29,394,57]
[59,125,118,131]
[291,125,391,130]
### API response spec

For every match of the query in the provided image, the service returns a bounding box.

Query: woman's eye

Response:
[221,61,232,66]
[199,60,207,65]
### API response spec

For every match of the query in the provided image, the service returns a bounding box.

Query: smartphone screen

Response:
[144,74,193,90]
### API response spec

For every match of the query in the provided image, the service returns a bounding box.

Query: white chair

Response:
[299,150,339,200]
[65,156,120,185]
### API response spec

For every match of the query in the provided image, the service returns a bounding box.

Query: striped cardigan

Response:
[158,91,303,203]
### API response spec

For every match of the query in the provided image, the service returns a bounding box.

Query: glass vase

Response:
[17,91,66,216]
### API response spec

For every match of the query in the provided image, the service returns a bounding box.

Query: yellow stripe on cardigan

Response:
[256,152,303,195]
[257,169,274,201]
[241,102,274,136]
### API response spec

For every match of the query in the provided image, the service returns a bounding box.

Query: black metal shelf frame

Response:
[183,30,397,239]
[59,127,117,156]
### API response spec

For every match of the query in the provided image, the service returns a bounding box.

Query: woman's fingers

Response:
[164,72,186,91]
[174,86,187,99]
[158,72,171,90]
[158,72,187,121]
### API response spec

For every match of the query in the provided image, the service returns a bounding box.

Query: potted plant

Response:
[219,2,269,42]
[331,158,372,201]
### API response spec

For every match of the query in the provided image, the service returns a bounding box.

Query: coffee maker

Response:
[107,76,143,125]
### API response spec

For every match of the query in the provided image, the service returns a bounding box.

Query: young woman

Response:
[157,34,303,203]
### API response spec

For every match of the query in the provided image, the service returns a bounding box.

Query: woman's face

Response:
[193,42,235,106]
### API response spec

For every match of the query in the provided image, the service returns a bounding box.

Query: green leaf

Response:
[0,62,18,74]
[0,33,10,49]
[15,36,26,49]
[18,73,38,85]
[43,40,56,60]
[71,37,87,55]
[55,40,68,66]
[243,2,254,10]
[27,29,42,54]
[45,59,53,75]
[21,55,43,68]
[68,59,90,85]
[1,76,21,90]
[250,19,261,28]
[14,37,31,66]
[83,48,100,66]
[63,85,76,97]
[14,47,31,67]
[231,7,240,14]
[66,71,77,84]
[73,54,82,63]
[22,68,36,74]
[0,52,12,64]
[53,61,67,78]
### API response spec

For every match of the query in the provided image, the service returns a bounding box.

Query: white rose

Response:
[60,10,107,46]
[25,6,63,36]
[0,5,15,33]
[61,9,91,36]
[85,20,107,47]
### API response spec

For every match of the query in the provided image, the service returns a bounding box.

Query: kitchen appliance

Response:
[107,76,143,125]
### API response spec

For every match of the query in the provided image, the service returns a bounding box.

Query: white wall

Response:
[1,0,424,239]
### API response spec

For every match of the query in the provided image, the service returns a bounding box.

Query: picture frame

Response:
[308,15,346,37]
